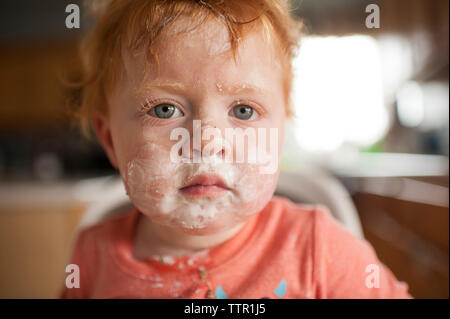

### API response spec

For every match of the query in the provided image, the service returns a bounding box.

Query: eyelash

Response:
[139,98,266,120]
[229,102,266,122]
[139,98,184,114]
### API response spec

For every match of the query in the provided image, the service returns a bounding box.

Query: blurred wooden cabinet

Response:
[0,43,78,130]
[0,183,85,298]
[351,176,449,299]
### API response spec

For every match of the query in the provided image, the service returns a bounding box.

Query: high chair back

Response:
[74,170,364,238]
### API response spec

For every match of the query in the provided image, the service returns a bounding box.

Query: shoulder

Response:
[69,207,138,268]
[63,207,138,297]
[265,195,336,229]
[75,207,137,244]
[270,196,355,241]
[263,196,360,253]
[257,196,339,248]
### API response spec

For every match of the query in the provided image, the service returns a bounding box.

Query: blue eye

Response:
[231,105,257,120]
[148,103,183,119]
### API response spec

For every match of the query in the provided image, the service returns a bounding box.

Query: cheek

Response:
[118,139,279,231]
[122,143,183,199]
[231,164,279,213]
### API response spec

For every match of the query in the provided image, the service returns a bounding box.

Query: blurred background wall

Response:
[0,0,448,298]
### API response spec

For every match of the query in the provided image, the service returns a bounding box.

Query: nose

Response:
[191,120,226,161]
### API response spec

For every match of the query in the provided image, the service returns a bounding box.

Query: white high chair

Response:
[73,169,364,238]
[275,170,364,238]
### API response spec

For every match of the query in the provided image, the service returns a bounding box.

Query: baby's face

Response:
[103,16,286,235]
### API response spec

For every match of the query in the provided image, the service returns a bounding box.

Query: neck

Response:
[134,214,246,259]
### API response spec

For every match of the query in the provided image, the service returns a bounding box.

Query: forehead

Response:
[122,15,283,94]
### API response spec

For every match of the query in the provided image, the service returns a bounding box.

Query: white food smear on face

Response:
[119,16,282,233]
[123,142,278,231]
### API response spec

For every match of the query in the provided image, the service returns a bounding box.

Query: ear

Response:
[92,111,119,169]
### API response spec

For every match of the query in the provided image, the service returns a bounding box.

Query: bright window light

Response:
[292,35,389,153]
[396,81,424,128]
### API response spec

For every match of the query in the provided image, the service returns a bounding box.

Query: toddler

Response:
[61,0,412,298]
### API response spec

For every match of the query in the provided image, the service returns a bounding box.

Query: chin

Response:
[170,215,246,237]
[174,220,230,236]
[178,226,217,236]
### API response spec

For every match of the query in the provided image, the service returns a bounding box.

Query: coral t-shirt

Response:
[60,196,412,299]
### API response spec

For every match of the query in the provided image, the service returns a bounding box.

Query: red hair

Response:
[69,0,303,137]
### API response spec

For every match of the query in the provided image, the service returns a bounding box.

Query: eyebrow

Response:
[135,80,186,96]
[134,80,267,96]
[219,83,266,95]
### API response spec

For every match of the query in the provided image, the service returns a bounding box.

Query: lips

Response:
[179,174,230,197]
